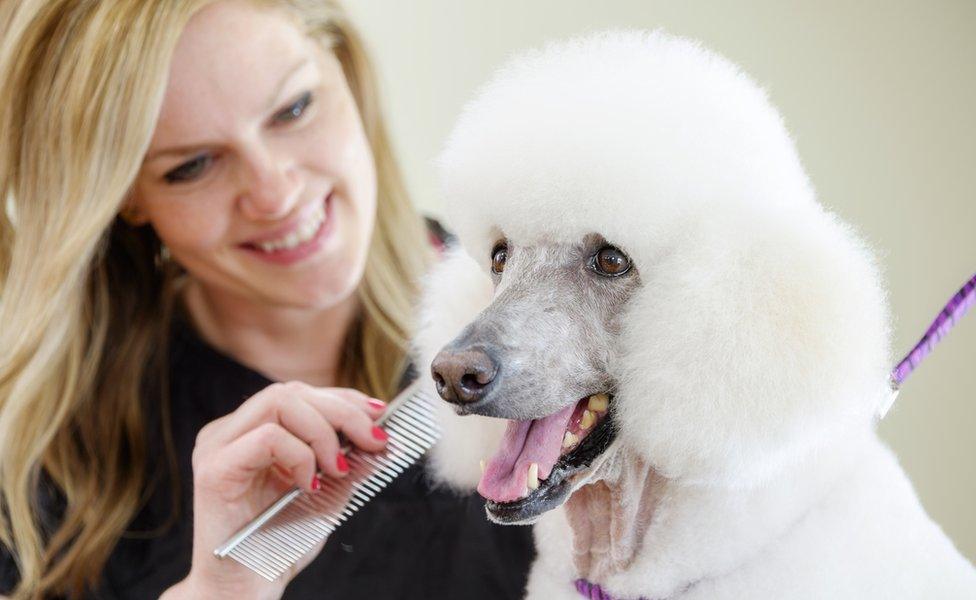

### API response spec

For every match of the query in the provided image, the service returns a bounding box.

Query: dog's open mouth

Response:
[478,392,616,524]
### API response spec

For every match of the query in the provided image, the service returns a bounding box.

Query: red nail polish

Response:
[311,476,321,491]
[336,454,349,473]
[368,399,386,411]
[371,426,388,441]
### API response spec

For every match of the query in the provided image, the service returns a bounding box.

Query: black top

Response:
[1,313,535,598]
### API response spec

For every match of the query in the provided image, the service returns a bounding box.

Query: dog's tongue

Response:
[477,404,576,503]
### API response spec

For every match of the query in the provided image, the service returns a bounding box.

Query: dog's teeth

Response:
[580,409,595,430]
[480,459,486,474]
[563,431,578,449]
[588,393,609,412]
[527,463,539,490]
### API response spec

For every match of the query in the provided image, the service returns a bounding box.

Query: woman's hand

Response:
[161,381,388,600]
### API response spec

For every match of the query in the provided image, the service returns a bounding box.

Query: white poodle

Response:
[412,30,976,599]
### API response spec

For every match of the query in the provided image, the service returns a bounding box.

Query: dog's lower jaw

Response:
[483,433,619,526]
[564,450,667,582]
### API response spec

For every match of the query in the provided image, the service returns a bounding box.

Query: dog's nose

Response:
[430,348,498,405]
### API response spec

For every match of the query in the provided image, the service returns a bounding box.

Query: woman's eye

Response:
[274,91,313,124]
[592,245,631,277]
[491,241,508,274]
[164,154,212,184]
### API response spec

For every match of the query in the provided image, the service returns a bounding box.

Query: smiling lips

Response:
[253,201,327,253]
[240,193,333,264]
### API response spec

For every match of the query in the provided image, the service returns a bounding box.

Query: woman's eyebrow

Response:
[263,57,315,112]
[144,143,212,164]
[143,57,315,164]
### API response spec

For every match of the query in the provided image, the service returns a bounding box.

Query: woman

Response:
[0,1,534,598]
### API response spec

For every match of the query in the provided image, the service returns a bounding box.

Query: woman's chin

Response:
[253,279,362,312]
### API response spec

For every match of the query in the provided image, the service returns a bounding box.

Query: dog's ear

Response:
[612,203,892,486]
[412,245,508,490]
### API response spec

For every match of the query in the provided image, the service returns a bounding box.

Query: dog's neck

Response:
[564,454,666,581]
[560,429,871,597]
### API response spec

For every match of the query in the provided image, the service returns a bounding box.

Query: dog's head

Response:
[415,31,892,524]
[429,234,640,522]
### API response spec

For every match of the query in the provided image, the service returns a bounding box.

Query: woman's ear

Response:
[118,194,149,226]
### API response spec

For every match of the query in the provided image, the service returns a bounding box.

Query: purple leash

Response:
[575,273,976,600]
[876,271,976,418]
[890,272,976,389]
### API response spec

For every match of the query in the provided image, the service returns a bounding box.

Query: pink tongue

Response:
[477,404,576,502]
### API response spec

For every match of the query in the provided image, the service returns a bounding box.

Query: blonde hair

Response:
[0,1,431,598]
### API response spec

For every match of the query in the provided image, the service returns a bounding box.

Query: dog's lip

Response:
[449,396,496,416]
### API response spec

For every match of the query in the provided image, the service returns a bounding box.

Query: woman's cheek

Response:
[150,193,234,255]
[309,95,367,170]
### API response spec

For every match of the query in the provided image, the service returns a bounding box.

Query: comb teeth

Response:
[214,383,441,581]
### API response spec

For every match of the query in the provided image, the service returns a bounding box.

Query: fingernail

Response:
[371,426,388,441]
[336,454,349,473]
[368,399,386,411]
[311,475,321,491]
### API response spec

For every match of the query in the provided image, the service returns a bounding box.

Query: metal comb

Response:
[213,380,441,580]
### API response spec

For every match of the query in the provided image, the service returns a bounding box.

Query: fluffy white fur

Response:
[412,30,976,598]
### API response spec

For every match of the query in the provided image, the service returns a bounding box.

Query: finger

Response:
[197,382,335,449]
[272,397,345,478]
[197,382,386,457]
[203,422,319,492]
[301,391,388,454]
[221,392,350,477]
[321,387,387,417]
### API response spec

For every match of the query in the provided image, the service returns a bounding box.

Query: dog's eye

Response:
[491,241,508,274]
[592,246,631,277]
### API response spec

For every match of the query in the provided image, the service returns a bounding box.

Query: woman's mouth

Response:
[240,193,335,265]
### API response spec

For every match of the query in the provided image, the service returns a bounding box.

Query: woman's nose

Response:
[238,146,301,220]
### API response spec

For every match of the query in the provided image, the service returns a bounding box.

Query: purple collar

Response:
[575,579,649,600]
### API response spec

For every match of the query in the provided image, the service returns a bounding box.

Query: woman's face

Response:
[131,0,377,310]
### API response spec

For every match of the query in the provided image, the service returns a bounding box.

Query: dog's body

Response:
[413,31,976,599]
[529,434,972,599]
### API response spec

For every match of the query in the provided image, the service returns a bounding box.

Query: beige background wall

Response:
[346,0,976,560]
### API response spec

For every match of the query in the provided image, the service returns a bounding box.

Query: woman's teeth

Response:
[255,203,326,253]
